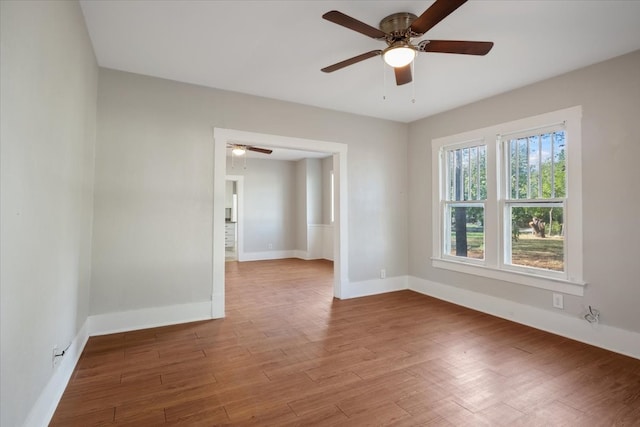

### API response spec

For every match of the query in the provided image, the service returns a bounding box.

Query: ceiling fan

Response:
[321,0,493,85]
[227,144,273,156]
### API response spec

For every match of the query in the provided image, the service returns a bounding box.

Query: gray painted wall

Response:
[322,157,334,225]
[0,1,98,426]
[306,158,323,225]
[91,67,409,316]
[295,159,307,252]
[226,157,297,253]
[408,49,640,333]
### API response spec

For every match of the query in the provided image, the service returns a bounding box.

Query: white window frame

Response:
[431,106,585,296]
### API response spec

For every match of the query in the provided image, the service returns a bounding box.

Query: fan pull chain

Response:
[411,60,416,104]
[382,59,387,101]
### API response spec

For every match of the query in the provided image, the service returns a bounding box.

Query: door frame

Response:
[212,128,348,318]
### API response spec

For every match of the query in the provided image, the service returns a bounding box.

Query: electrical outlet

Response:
[380,269,386,279]
[584,306,600,324]
[553,293,564,309]
[52,346,60,368]
[267,243,273,249]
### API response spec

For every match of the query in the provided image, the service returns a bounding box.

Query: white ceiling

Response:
[80,1,640,123]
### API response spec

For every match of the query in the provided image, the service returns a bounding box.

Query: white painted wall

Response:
[91,68,409,316]
[408,49,640,334]
[0,1,98,426]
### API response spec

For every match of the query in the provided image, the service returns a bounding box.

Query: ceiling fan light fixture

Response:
[232,146,246,156]
[382,44,416,68]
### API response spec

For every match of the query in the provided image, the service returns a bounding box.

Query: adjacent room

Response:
[1,1,640,426]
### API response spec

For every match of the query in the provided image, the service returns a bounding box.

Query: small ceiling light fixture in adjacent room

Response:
[232,145,246,156]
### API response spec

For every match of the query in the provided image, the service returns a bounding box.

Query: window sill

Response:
[431,257,585,296]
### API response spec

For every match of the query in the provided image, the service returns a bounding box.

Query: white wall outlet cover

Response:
[553,293,564,309]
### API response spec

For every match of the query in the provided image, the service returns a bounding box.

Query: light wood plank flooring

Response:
[51,259,640,426]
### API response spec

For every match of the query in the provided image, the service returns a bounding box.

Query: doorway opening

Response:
[224,176,243,262]
[212,128,348,318]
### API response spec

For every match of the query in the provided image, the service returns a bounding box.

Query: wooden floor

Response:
[52,259,640,426]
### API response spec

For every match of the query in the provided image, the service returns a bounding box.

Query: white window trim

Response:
[431,106,585,296]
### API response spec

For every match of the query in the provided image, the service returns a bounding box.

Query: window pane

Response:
[509,205,564,272]
[540,133,552,198]
[446,205,484,259]
[446,145,486,201]
[517,138,528,199]
[508,130,566,201]
[553,131,566,198]
[528,135,539,198]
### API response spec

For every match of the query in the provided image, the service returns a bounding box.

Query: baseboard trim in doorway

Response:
[240,250,297,262]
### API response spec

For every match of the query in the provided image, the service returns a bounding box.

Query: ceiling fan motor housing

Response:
[379,12,418,41]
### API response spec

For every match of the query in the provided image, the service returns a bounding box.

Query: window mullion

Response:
[551,132,555,199]
[527,137,531,199]
[476,147,481,201]
[466,147,471,201]
[515,141,519,199]
[538,136,542,198]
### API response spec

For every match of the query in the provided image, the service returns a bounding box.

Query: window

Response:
[443,142,487,262]
[503,127,566,274]
[431,106,584,296]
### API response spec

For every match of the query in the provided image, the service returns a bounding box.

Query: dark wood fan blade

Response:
[321,50,382,73]
[323,11,387,39]
[410,0,468,35]
[247,146,273,155]
[394,65,412,86]
[419,40,493,55]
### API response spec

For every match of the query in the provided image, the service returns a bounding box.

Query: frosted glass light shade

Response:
[383,46,416,68]
[232,147,246,156]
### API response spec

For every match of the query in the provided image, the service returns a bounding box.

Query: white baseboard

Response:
[240,250,297,262]
[293,249,311,260]
[240,250,333,262]
[340,275,409,300]
[89,301,213,336]
[409,276,640,360]
[23,319,90,427]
